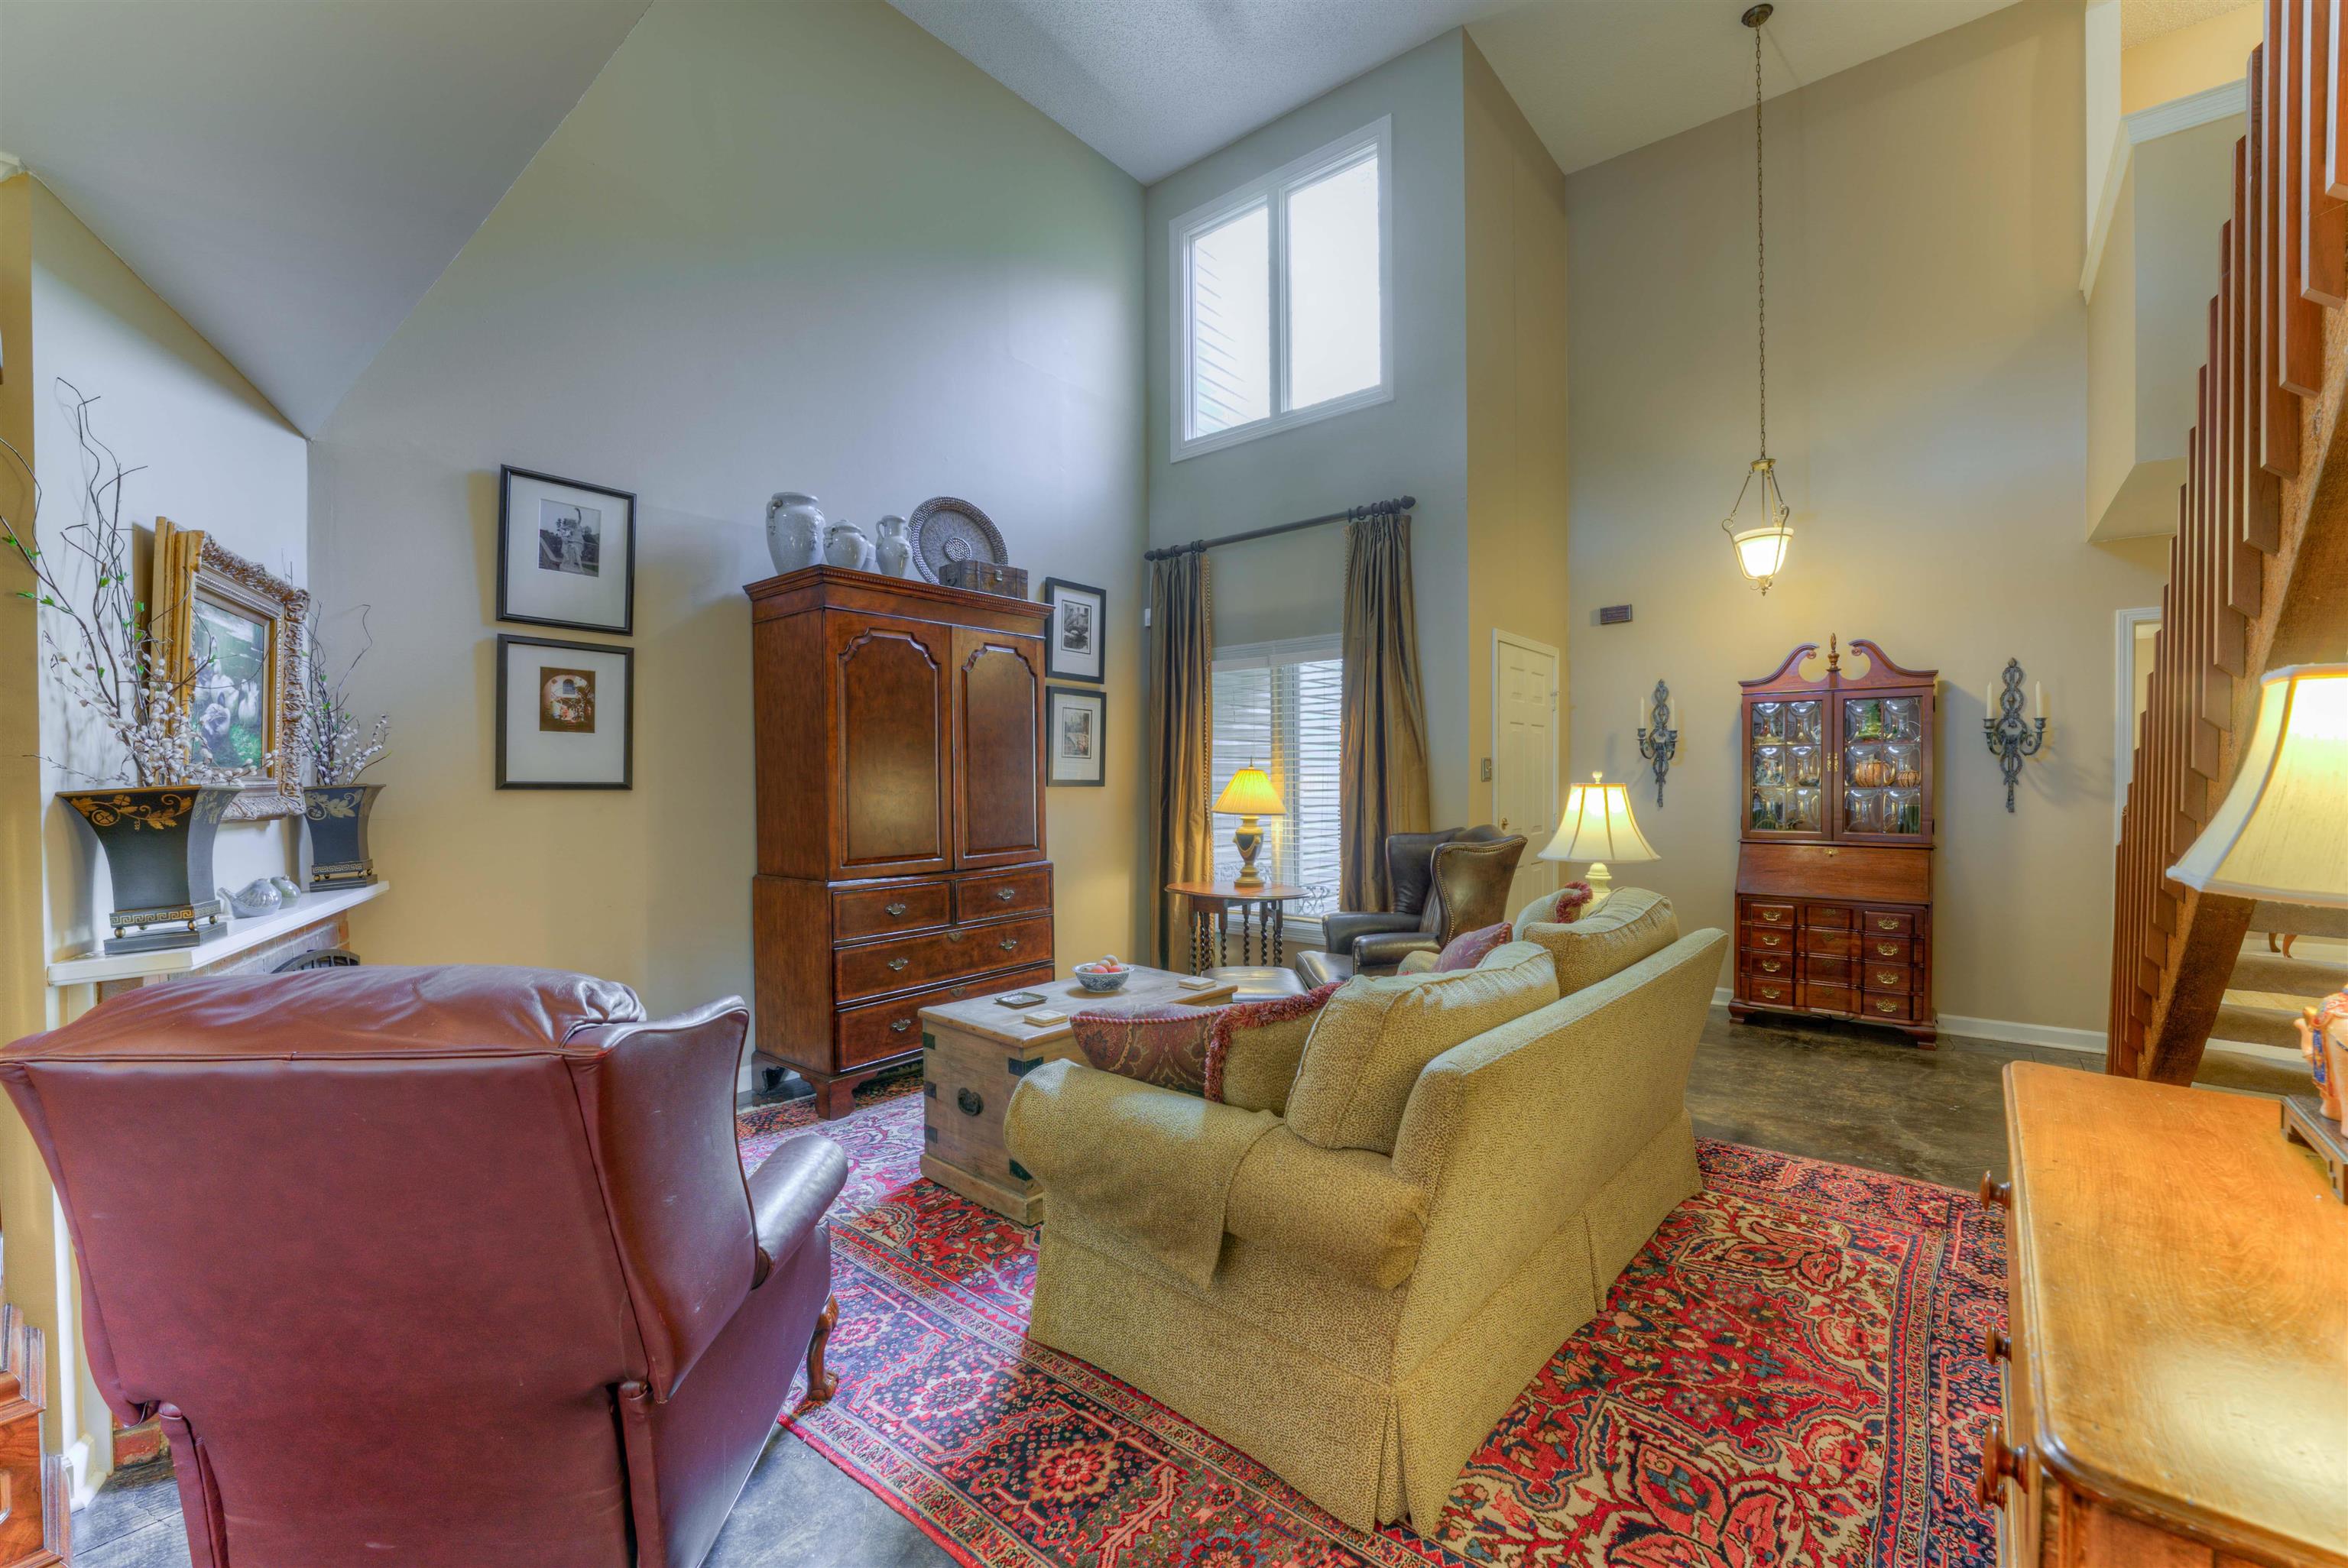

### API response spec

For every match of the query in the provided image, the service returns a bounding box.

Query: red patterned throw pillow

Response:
[1550,881,1595,923]
[1072,983,1342,1102]
[1432,922,1513,971]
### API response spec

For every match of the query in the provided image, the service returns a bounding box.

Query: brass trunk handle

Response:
[886,901,909,917]
[887,957,910,972]
[996,887,1016,901]
[891,1018,912,1033]
[998,937,1020,951]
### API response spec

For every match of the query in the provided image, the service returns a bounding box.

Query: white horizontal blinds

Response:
[1211,637,1344,917]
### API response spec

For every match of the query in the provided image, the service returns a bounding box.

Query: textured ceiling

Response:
[889,0,2025,184]
[0,0,649,434]
[2120,0,2261,50]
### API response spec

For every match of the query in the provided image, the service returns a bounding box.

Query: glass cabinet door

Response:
[1837,693,1926,838]
[1746,698,1825,836]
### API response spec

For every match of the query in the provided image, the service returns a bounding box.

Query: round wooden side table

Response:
[1164,881,1309,974]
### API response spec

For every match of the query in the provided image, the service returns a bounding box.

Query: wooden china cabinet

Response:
[1731,637,1938,1045]
[746,567,1054,1117]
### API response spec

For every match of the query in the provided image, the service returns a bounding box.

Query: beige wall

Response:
[1463,37,1572,866]
[310,1,1146,1031]
[2123,3,2262,114]
[1566,2,2166,1038]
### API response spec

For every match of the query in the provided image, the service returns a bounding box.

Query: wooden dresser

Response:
[746,568,1053,1118]
[1983,1064,2347,1568]
[1730,637,1938,1044]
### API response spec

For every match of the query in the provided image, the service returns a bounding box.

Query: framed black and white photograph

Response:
[1046,685,1105,787]
[497,465,637,635]
[1041,578,1105,684]
[497,634,634,789]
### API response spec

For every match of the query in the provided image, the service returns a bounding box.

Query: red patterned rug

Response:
[737,1080,2006,1568]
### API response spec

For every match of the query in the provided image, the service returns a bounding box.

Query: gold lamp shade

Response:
[2169,665,2348,905]
[1215,763,1286,891]
[1538,772,1659,909]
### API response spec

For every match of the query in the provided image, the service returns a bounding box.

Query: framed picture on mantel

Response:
[496,465,637,635]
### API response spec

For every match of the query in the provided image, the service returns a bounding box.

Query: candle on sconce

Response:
[1985,679,1997,717]
[2035,682,2045,722]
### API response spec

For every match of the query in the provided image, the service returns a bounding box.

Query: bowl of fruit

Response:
[1072,955,1133,993]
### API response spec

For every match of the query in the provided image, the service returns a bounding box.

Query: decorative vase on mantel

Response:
[303,782,384,893]
[60,786,238,955]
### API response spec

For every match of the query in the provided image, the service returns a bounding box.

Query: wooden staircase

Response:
[2110,0,2348,1082]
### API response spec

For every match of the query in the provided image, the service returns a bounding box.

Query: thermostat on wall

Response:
[1599,604,1633,626]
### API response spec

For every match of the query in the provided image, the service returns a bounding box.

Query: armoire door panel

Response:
[951,629,1046,868]
[830,613,953,879]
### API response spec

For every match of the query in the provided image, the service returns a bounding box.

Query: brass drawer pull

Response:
[1875,943,1899,957]
[1760,909,1785,922]
[956,1087,983,1116]
[1877,918,1900,931]
[1760,959,1782,974]
[998,936,1020,951]
[995,887,1017,902]
[887,957,910,972]
[891,1018,913,1033]
[1876,970,1900,986]
[886,901,909,917]
[1979,1173,2011,1210]
[1874,999,1899,1014]
[1758,932,1782,947]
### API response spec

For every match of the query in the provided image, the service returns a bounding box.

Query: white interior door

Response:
[1493,631,1559,913]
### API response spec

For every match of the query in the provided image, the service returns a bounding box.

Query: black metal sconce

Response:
[1983,658,2047,812]
[1636,680,1678,807]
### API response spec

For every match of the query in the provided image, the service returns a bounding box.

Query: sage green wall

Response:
[310,0,1146,1025]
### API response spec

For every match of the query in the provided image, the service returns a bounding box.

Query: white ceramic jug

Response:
[874,514,912,578]
[765,491,827,575]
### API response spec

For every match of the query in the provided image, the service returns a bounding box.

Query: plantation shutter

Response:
[1210,635,1344,923]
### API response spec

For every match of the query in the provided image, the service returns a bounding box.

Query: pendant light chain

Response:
[1754,19,1767,460]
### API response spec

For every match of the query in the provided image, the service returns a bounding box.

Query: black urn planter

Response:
[60,786,238,955]
[304,782,383,892]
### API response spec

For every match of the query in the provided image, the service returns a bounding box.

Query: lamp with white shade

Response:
[1538,772,1661,910]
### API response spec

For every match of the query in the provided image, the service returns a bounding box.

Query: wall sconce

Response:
[1982,658,2047,812]
[1636,680,1678,807]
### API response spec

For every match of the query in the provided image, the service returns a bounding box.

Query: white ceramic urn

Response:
[765,491,827,575]
[825,520,875,572]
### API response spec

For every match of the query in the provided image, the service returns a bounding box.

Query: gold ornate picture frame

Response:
[154,517,310,819]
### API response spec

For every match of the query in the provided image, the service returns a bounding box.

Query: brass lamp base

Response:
[1232,816,1266,890]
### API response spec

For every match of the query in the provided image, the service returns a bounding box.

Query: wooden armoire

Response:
[747,567,1053,1117]
[1730,637,1939,1045]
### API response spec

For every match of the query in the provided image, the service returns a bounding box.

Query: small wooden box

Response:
[939,560,1029,598]
[919,967,1234,1223]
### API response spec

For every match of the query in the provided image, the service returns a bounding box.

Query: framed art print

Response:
[1046,685,1105,787]
[497,465,637,634]
[497,634,634,789]
[154,517,309,819]
[1040,578,1105,684]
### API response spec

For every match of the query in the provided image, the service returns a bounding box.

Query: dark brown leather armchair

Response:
[1298,825,1528,984]
[0,965,847,1568]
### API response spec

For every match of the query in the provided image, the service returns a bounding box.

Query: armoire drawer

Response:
[955,866,1052,923]
[833,880,951,941]
[834,915,1055,1003]
[835,963,1055,1068]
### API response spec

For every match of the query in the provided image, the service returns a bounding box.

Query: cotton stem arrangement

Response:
[302,608,390,786]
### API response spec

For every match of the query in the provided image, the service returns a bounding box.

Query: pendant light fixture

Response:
[1721,3,1792,594]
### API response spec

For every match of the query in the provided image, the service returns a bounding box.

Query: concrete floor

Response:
[68,1011,2304,1568]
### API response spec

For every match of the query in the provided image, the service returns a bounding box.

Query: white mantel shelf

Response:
[45,881,391,988]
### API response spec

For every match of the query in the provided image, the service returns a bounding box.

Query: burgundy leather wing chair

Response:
[0,965,847,1568]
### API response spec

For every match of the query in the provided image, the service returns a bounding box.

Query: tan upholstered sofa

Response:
[1004,892,1724,1531]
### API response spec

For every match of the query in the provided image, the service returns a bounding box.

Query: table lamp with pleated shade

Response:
[2169,665,2348,905]
[1538,772,1660,909]
[1215,763,1286,891]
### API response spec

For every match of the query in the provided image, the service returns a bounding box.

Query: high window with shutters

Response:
[1211,636,1344,922]
[1172,118,1392,461]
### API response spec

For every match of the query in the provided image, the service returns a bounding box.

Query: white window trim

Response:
[1172,117,1394,463]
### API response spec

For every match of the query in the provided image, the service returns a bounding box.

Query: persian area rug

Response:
[735,1085,2006,1568]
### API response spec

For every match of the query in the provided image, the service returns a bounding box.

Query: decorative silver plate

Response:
[908,497,1006,584]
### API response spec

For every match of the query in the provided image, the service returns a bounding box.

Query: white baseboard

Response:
[1710,990,2302,1066]
[61,1435,94,1510]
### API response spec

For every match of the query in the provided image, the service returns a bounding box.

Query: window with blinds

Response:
[1211,637,1344,921]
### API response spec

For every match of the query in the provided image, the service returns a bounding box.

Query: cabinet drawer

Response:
[1802,904,1853,930]
[836,964,1054,1069]
[955,866,1052,923]
[1802,956,1852,986]
[1744,976,1795,1009]
[1860,934,1915,964]
[1743,925,1795,954]
[835,915,1055,1003]
[1861,962,1916,994]
[1800,982,1857,1016]
[1800,929,1857,958]
[1861,909,1917,938]
[833,880,950,941]
[1744,900,1796,928]
[1857,991,1916,1022]
[1746,951,1794,983]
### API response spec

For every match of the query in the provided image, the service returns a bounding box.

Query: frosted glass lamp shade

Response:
[2168,664,2348,905]
[1539,776,1661,865]
[1732,524,1792,583]
[1214,765,1286,818]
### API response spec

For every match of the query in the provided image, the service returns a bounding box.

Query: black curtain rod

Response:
[1142,495,1417,562]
